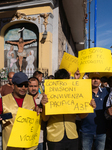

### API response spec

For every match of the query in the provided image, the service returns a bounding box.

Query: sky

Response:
[86,0,112,51]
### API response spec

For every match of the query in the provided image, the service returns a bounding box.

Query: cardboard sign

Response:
[100,72,112,78]
[59,52,78,76]
[44,79,93,115]
[102,57,112,73]
[79,73,85,79]
[78,47,112,73]
[7,108,41,148]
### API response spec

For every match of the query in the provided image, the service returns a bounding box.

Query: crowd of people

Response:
[0,69,112,150]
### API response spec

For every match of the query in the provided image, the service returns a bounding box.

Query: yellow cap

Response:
[89,72,101,79]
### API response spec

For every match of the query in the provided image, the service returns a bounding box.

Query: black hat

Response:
[12,72,28,84]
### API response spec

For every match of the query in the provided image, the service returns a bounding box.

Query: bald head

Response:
[8,72,15,85]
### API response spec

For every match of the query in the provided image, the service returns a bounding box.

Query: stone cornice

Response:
[0,0,29,5]
[0,0,54,11]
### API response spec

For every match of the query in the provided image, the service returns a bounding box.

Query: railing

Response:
[0,68,49,87]
[0,68,37,86]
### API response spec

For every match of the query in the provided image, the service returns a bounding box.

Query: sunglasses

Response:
[16,83,28,88]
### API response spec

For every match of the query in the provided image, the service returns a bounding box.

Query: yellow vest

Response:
[47,114,78,142]
[2,93,36,150]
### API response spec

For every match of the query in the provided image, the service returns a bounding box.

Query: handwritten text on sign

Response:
[7,108,41,148]
[78,47,112,73]
[59,52,78,76]
[44,79,93,115]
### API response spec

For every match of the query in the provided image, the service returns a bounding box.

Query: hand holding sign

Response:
[41,93,48,106]
[90,99,96,109]
[74,69,80,79]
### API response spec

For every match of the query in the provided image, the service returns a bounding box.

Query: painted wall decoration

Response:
[4,24,38,76]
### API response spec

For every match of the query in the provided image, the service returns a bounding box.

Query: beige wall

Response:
[58,1,76,68]
[39,32,52,75]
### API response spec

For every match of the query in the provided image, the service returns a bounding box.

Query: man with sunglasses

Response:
[79,72,109,150]
[0,72,37,150]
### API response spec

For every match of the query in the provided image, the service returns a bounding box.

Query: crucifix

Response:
[6,27,36,71]
[18,27,25,38]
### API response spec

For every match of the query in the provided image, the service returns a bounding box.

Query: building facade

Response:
[0,0,87,77]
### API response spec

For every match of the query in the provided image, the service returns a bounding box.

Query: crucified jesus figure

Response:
[7,37,36,71]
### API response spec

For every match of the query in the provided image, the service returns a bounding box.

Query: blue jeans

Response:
[79,132,106,150]
[35,143,43,150]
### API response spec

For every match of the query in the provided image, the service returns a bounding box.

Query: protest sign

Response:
[102,57,112,73]
[59,52,78,76]
[100,72,112,78]
[78,47,112,73]
[79,73,85,79]
[7,108,41,148]
[44,79,93,115]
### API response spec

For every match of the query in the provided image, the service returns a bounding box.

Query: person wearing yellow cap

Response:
[79,72,109,150]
